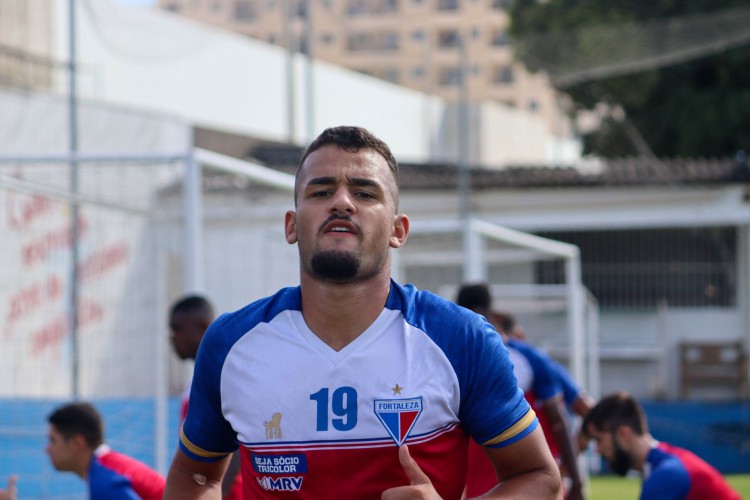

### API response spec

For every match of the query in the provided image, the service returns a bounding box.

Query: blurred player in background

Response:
[0,402,165,500]
[457,283,584,500]
[168,294,242,498]
[164,126,561,499]
[583,391,741,500]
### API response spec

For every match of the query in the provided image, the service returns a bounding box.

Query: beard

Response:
[310,250,361,282]
[608,434,633,476]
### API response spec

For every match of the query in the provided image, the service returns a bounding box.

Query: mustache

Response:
[318,213,354,233]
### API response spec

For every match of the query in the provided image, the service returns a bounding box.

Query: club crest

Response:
[374,397,423,446]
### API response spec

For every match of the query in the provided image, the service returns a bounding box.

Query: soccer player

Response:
[48,402,164,499]
[456,284,584,500]
[164,126,562,498]
[583,391,741,500]
[168,294,242,498]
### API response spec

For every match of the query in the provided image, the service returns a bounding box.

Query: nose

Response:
[329,188,354,214]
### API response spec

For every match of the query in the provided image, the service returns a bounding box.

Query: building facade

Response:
[158,0,566,132]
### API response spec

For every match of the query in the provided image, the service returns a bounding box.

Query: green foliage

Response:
[509,0,750,157]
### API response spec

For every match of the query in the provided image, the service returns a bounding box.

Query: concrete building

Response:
[156,0,567,133]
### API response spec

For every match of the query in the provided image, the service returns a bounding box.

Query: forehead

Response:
[298,145,395,186]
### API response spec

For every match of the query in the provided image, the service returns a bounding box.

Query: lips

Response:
[322,220,357,235]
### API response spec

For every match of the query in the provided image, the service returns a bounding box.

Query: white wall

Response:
[51,0,581,166]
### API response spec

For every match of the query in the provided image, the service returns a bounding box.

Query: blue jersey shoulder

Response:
[641,446,691,500]
[388,281,533,445]
[88,456,142,500]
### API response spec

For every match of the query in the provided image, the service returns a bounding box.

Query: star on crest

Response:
[391,384,404,395]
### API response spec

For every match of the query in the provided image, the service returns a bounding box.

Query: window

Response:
[437,29,460,48]
[319,33,335,44]
[527,99,539,112]
[492,65,514,84]
[491,0,511,8]
[437,0,459,10]
[491,29,509,47]
[347,32,400,51]
[382,67,400,83]
[411,30,425,41]
[234,0,256,20]
[438,66,461,85]
[535,227,737,308]
[412,66,425,79]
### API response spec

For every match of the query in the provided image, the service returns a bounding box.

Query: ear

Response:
[285,211,297,244]
[614,425,634,446]
[389,214,409,249]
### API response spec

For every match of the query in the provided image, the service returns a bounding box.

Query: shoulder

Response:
[642,445,690,500]
[387,281,498,347]
[203,287,301,351]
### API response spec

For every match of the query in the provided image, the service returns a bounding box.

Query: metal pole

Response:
[184,147,204,293]
[68,0,81,399]
[303,0,315,141]
[284,0,296,142]
[458,32,472,280]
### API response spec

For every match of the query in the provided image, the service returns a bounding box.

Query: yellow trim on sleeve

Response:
[180,426,231,459]
[481,408,537,446]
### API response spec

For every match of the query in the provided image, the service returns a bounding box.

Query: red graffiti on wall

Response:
[30,298,105,357]
[6,191,55,230]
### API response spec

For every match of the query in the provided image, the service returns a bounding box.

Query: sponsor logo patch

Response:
[257,476,304,491]
[251,453,308,474]
[374,397,423,446]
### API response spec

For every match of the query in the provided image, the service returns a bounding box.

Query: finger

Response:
[7,475,17,497]
[398,445,431,486]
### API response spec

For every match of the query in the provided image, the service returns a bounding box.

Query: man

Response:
[168,294,242,498]
[164,126,561,499]
[456,284,583,500]
[583,391,741,500]
[48,402,164,499]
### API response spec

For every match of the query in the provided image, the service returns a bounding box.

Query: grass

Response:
[587,473,750,499]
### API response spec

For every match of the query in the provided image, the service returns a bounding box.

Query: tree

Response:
[509,0,750,158]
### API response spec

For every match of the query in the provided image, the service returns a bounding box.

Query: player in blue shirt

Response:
[583,391,741,500]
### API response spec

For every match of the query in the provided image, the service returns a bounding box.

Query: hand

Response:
[0,475,17,500]
[381,445,441,500]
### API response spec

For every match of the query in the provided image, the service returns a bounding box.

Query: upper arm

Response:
[164,447,231,499]
[484,425,561,496]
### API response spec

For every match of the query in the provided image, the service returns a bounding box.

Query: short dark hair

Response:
[169,294,214,318]
[493,311,516,334]
[295,126,399,206]
[456,283,492,312]
[48,402,104,449]
[583,391,647,436]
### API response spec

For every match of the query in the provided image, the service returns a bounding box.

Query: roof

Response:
[248,144,750,190]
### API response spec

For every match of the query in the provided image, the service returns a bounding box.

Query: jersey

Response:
[180,280,537,499]
[465,340,563,497]
[181,374,244,499]
[89,445,165,500]
[506,338,563,458]
[641,442,741,500]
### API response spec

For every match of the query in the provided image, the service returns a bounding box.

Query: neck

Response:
[299,271,392,351]
[631,433,657,473]
[77,450,96,479]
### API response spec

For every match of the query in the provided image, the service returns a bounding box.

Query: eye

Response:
[355,191,376,199]
[311,190,331,198]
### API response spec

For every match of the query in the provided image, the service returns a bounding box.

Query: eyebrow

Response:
[305,176,382,190]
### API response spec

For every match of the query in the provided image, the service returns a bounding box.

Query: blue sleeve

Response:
[179,312,242,462]
[510,340,562,403]
[640,458,691,500]
[551,360,581,406]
